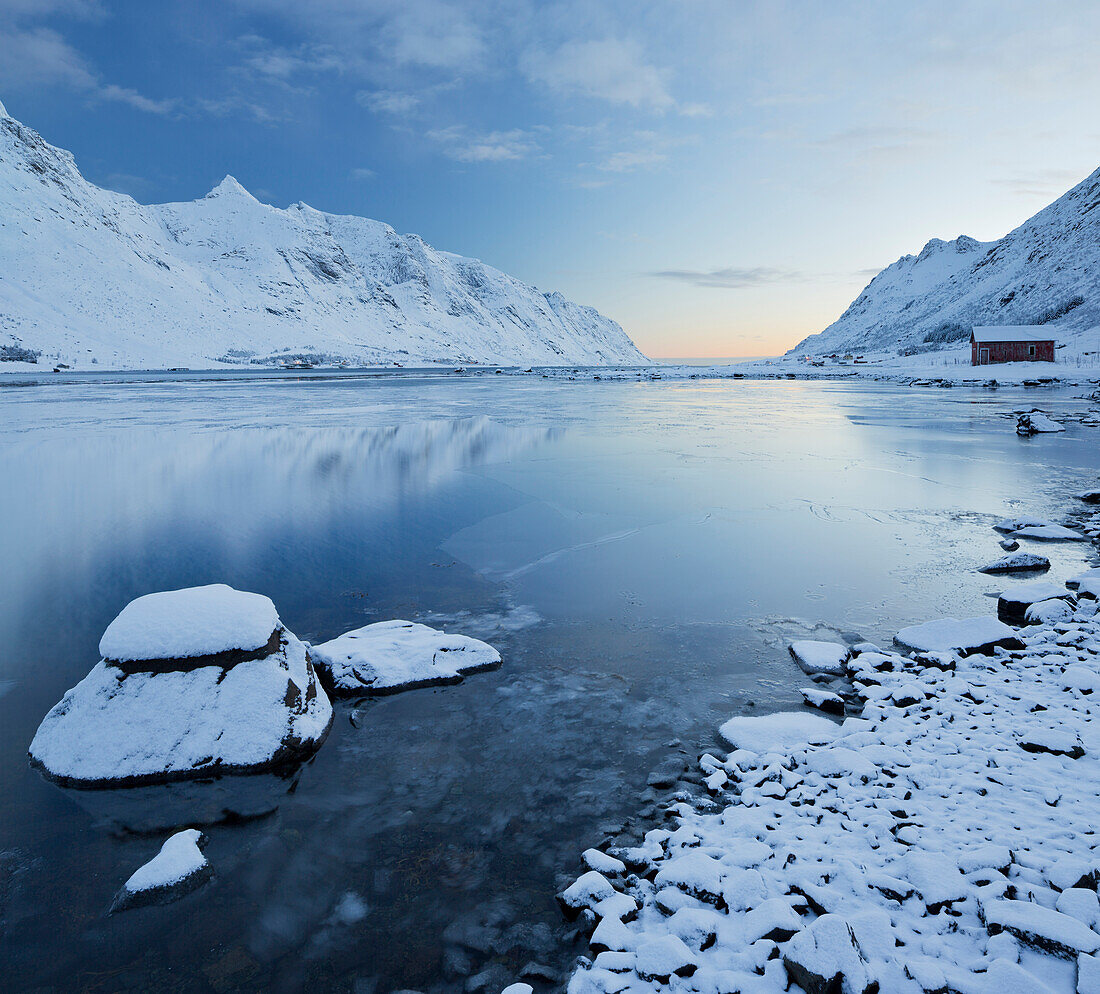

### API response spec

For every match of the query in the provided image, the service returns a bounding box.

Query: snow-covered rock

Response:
[110,829,212,913]
[563,573,1100,994]
[893,616,1021,655]
[1068,568,1100,590]
[790,166,1100,357]
[978,552,1050,574]
[789,640,848,675]
[29,585,332,786]
[1013,525,1087,542]
[99,584,280,666]
[0,107,645,369]
[998,580,1074,625]
[800,687,846,714]
[718,711,840,752]
[1017,411,1065,435]
[310,620,501,696]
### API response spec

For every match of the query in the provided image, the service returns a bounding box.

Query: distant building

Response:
[971,326,1055,365]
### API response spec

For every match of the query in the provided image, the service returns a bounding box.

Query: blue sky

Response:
[2,1,1099,356]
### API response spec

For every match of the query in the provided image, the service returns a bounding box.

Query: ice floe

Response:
[310,619,501,696]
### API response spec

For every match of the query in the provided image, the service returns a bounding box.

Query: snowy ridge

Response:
[793,168,1100,356]
[0,105,645,369]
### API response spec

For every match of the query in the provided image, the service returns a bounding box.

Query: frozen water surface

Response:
[1,370,1098,992]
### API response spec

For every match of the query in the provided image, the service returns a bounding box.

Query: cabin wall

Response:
[971,339,1055,365]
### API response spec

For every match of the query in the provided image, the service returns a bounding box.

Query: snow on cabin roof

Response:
[971,326,1055,343]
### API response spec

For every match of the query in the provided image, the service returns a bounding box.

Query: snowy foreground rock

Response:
[110,829,211,913]
[310,620,502,696]
[563,582,1100,994]
[29,585,332,786]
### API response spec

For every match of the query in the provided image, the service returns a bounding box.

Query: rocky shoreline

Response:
[553,491,1100,994]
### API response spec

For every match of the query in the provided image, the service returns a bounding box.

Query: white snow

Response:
[1021,411,1066,433]
[30,623,331,784]
[788,165,1100,357]
[121,828,208,895]
[1069,569,1100,590]
[1014,525,1088,541]
[800,687,845,713]
[788,640,848,675]
[0,107,644,369]
[978,552,1050,574]
[718,711,840,752]
[98,584,279,662]
[564,590,1100,994]
[310,620,501,695]
[893,615,1018,654]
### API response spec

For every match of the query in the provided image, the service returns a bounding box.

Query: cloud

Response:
[357,89,420,115]
[598,149,667,172]
[991,168,1085,199]
[648,267,807,289]
[426,125,539,163]
[0,11,176,114]
[349,167,376,181]
[523,38,674,110]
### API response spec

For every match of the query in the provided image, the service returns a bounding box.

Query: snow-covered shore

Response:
[560,499,1100,994]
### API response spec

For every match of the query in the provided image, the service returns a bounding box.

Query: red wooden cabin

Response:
[971,326,1055,365]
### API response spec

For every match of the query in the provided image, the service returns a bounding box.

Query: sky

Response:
[2,1,1099,357]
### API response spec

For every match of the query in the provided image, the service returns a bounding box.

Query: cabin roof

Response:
[971,326,1054,343]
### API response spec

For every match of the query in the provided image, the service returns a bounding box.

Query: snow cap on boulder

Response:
[99,584,279,667]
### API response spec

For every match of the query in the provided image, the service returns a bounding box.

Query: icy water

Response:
[1,373,1098,994]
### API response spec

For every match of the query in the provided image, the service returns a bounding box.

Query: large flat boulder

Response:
[311,620,501,696]
[29,586,332,787]
[718,711,840,753]
[998,580,1075,624]
[894,616,1022,655]
[789,640,848,675]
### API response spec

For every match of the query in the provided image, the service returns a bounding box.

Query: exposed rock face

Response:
[28,585,332,787]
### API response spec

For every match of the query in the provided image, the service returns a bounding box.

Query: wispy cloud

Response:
[349,167,376,181]
[357,89,420,115]
[598,149,667,172]
[523,38,674,111]
[0,9,177,115]
[649,266,806,289]
[991,169,1085,199]
[426,125,540,163]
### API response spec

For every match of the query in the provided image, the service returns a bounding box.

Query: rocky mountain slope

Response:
[793,168,1100,355]
[0,100,645,369]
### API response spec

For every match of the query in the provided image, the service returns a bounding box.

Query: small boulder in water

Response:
[110,828,212,913]
[311,620,501,696]
[978,552,1050,575]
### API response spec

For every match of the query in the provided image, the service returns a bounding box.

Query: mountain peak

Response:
[0,98,8,119]
[206,175,254,200]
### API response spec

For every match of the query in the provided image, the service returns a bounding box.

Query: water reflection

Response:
[57,769,307,836]
[1,378,1098,994]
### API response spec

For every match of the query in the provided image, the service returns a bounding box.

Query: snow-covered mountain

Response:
[0,100,645,369]
[793,168,1100,355]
